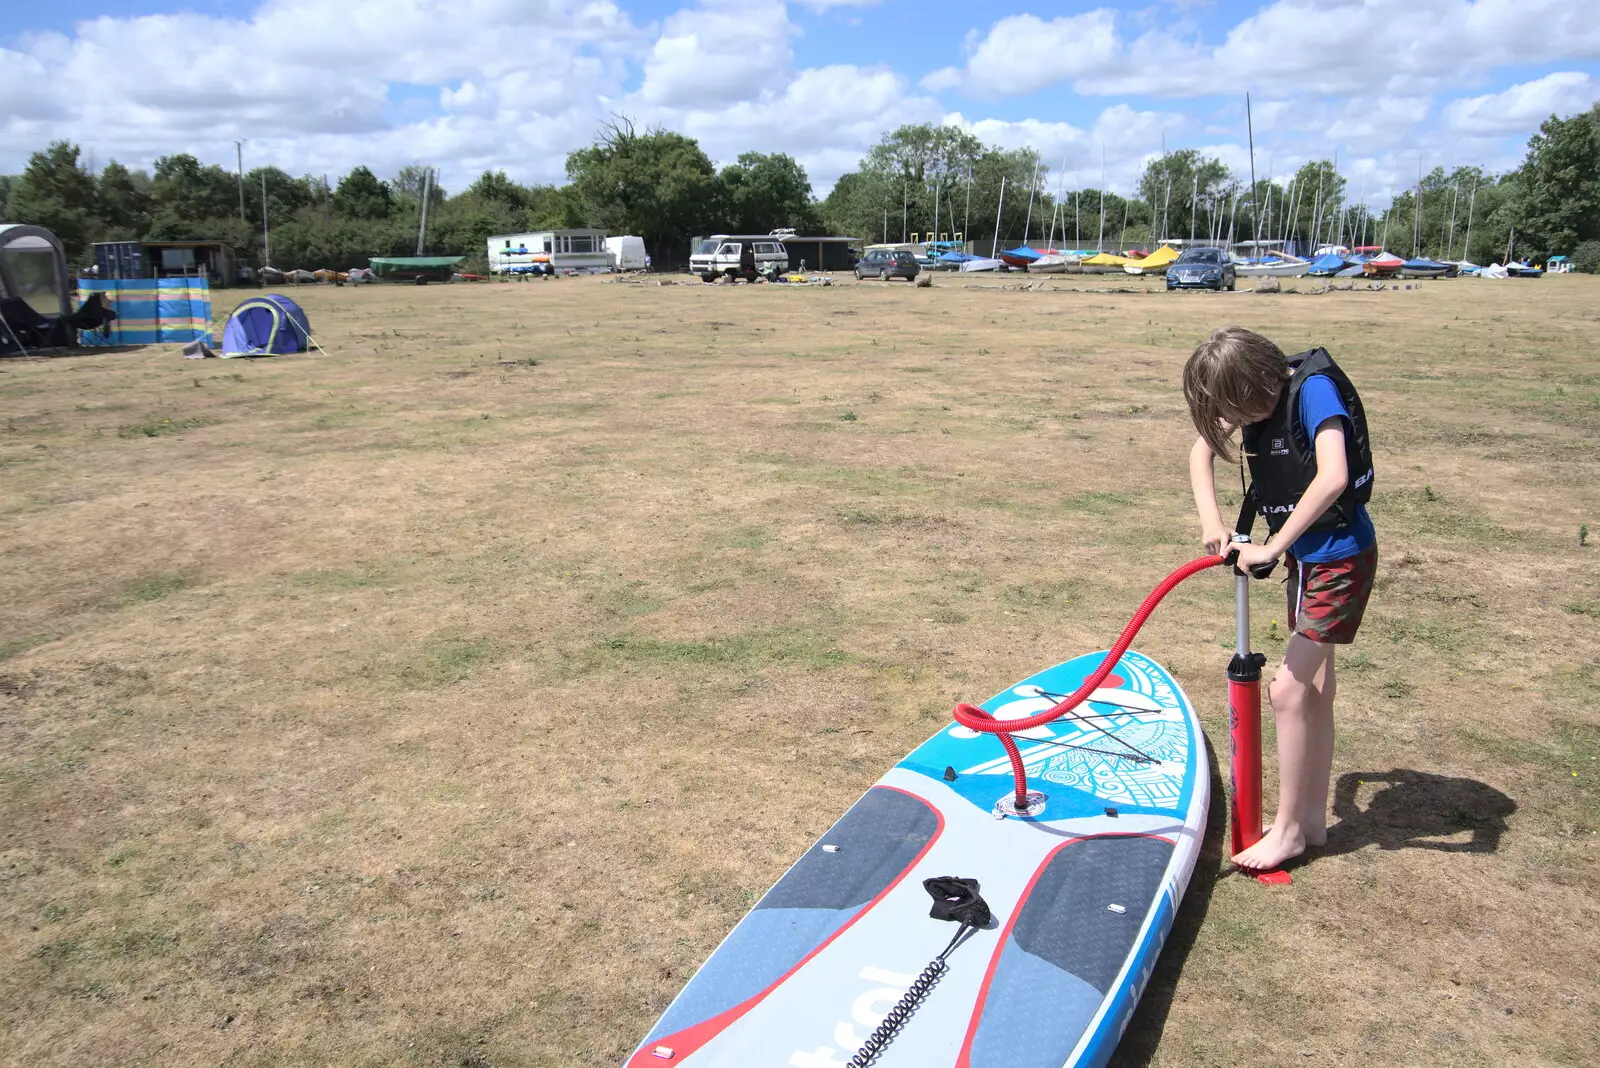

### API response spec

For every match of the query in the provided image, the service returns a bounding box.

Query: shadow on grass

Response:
[1320,769,1516,856]
[1108,735,1227,1068]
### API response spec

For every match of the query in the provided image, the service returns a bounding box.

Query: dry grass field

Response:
[3,269,1598,1067]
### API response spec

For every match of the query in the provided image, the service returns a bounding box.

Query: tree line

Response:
[3,104,1596,273]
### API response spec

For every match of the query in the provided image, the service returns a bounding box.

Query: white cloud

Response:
[0,0,643,185]
[1444,72,1599,135]
[637,0,794,107]
[929,1,1600,101]
[643,64,941,191]
[922,11,1120,97]
[1,0,1592,214]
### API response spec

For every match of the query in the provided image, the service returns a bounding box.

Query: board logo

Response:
[788,965,916,1067]
[1270,437,1288,455]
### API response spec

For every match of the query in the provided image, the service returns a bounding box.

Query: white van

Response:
[689,234,790,281]
[605,235,647,272]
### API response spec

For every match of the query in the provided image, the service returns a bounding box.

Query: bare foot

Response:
[1233,823,1306,870]
[1304,826,1328,847]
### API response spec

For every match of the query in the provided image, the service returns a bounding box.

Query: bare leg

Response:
[1305,648,1336,844]
[1233,634,1336,869]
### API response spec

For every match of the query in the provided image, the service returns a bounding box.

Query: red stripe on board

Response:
[955,833,1175,1068]
[625,784,946,1066]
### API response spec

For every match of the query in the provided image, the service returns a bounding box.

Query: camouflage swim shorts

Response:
[1284,548,1377,644]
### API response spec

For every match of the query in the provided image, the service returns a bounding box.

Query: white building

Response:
[487,229,611,275]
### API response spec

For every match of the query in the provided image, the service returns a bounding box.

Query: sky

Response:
[3,0,1598,211]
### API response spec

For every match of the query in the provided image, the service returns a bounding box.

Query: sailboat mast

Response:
[1246,92,1260,249]
[1096,145,1106,251]
[963,165,972,249]
[991,175,1006,258]
[1189,173,1198,244]
[1462,177,1477,263]
[1021,158,1039,247]
[1446,179,1460,259]
[1412,157,1423,258]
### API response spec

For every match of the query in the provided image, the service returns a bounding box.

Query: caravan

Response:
[487,229,612,276]
[605,236,648,272]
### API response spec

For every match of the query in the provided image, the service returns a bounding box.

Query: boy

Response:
[1183,326,1377,870]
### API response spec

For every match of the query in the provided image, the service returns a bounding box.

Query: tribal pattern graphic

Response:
[956,652,1191,812]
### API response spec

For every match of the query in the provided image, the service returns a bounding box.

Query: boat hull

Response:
[1235,264,1309,278]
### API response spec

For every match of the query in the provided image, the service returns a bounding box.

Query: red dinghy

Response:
[1363,251,1404,277]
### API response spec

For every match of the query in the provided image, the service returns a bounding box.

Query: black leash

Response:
[846,878,993,1067]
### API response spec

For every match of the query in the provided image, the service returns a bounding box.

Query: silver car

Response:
[854,249,921,282]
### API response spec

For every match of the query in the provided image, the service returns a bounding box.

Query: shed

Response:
[94,240,240,287]
[779,235,860,272]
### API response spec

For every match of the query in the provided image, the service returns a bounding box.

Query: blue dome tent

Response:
[221,294,320,357]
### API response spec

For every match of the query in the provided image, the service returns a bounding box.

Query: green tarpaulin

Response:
[368,256,466,280]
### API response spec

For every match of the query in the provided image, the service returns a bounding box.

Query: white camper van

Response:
[689,235,790,281]
[487,229,611,276]
[605,236,647,272]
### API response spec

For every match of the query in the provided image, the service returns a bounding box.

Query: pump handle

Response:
[1226,491,1278,579]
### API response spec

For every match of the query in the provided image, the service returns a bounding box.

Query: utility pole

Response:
[902,180,908,243]
[415,167,432,256]
[234,139,248,223]
[261,170,271,268]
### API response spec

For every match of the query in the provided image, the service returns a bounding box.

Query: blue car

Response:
[1166,247,1236,291]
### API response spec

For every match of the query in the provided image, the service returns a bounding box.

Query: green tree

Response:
[566,116,719,261]
[1508,103,1600,258]
[244,167,316,231]
[151,153,237,226]
[719,152,820,234]
[0,174,17,218]
[332,166,394,220]
[8,141,100,259]
[1138,150,1233,244]
[463,169,529,209]
[391,165,448,208]
[524,184,588,230]
[824,126,1045,251]
[96,161,153,239]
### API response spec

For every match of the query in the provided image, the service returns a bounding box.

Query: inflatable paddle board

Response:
[626,649,1209,1068]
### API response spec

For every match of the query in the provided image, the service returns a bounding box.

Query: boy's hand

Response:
[1231,541,1281,575]
[1201,521,1234,556]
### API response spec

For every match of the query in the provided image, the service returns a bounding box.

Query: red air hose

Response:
[953,554,1228,810]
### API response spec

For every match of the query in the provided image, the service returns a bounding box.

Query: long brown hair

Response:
[1182,326,1290,463]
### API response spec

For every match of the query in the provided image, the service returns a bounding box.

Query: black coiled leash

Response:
[845,877,994,1068]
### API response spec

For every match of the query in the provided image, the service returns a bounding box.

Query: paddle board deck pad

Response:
[625,649,1209,1068]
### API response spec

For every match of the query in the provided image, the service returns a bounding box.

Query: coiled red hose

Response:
[952,554,1228,810]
